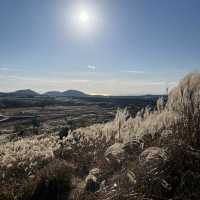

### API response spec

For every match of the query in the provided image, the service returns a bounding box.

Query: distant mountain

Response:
[0,89,89,98]
[43,91,63,97]
[9,89,40,97]
[44,90,88,97]
[0,89,164,98]
[62,90,88,97]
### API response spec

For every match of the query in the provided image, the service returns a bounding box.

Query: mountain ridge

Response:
[0,89,165,98]
[9,89,40,97]
[0,89,89,97]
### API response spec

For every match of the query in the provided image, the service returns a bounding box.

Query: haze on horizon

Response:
[0,0,200,95]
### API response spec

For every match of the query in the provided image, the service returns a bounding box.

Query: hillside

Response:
[43,91,63,97]
[62,90,88,97]
[0,89,88,98]
[44,90,88,97]
[9,89,40,97]
[1,73,200,200]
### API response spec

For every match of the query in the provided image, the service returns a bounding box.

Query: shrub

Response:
[30,159,72,200]
[0,160,72,200]
[0,135,61,184]
[167,73,200,146]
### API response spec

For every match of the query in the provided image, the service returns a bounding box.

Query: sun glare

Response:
[79,11,89,23]
[68,4,98,35]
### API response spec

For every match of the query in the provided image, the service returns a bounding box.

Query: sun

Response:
[79,11,89,23]
[75,9,93,32]
[68,4,100,35]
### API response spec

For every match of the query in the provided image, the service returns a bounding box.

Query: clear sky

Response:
[0,0,200,95]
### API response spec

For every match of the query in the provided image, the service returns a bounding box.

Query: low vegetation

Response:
[1,73,200,200]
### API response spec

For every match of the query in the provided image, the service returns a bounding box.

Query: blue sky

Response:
[0,0,200,95]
